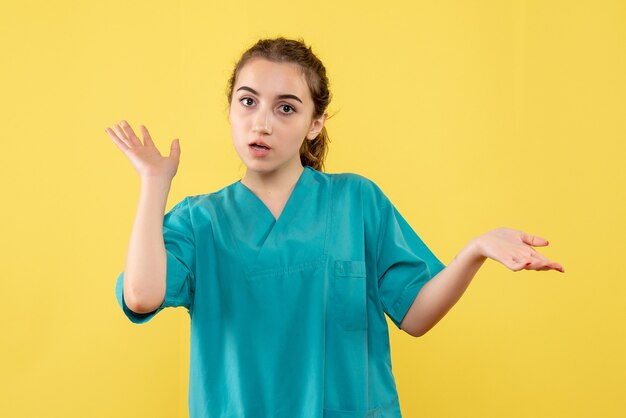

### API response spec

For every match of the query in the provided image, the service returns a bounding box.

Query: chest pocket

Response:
[333,260,368,331]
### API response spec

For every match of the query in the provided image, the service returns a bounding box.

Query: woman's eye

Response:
[240,97,254,107]
[280,104,295,114]
[239,98,294,114]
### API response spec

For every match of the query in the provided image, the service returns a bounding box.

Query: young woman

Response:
[106,37,564,418]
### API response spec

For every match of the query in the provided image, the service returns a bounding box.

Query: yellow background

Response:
[1,0,624,417]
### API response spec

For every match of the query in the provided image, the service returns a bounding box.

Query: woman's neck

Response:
[241,163,305,197]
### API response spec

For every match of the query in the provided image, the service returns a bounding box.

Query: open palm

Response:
[105,120,180,181]
[477,227,564,272]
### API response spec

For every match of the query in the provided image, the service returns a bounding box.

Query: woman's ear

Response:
[306,112,328,140]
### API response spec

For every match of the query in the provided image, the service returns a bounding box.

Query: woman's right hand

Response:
[105,120,180,182]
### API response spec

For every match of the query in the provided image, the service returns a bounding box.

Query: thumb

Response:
[169,138,181,159]
[521,232,549,247]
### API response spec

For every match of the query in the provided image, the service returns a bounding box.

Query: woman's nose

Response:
[252,107,273,134]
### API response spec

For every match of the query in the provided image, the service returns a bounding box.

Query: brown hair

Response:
[226,37,332,172]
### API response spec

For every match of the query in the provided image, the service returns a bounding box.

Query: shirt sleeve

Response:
[376,192,446,330]
[115,196,196,324]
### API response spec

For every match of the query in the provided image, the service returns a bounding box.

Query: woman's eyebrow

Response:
[236,86,303,104]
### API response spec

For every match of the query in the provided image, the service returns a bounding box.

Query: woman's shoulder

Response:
[321,169,384,193]
[312,168,388,204]
[172,180,240,212]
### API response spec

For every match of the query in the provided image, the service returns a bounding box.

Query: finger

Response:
[509,257,530,272]
[105,127,130,152]
[529,251,548,261]
[525,258,546,270]
[540,263,563,272]
[511,253,564,272]
[107,125,130,148]
[510,257,541,272]
[140,125,156,147]
[525,259,564,272]
[120,120,142,146]
[169,138,180,160]
[529,252,565,272]
[521,232,549,247]
[112,124,130,146]
[552,263,565,273]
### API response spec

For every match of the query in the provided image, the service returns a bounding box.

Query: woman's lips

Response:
[249,140,271,149]
[249,143,271,157]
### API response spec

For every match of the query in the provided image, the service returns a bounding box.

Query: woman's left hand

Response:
[473,228,565,273]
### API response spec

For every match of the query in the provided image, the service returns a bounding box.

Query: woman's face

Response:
[228,58,326,176]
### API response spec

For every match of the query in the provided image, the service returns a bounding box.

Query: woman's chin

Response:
[239,154,303,177]
[242,160,275,174]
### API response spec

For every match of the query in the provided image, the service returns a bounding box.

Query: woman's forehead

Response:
[235,59,309,98]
